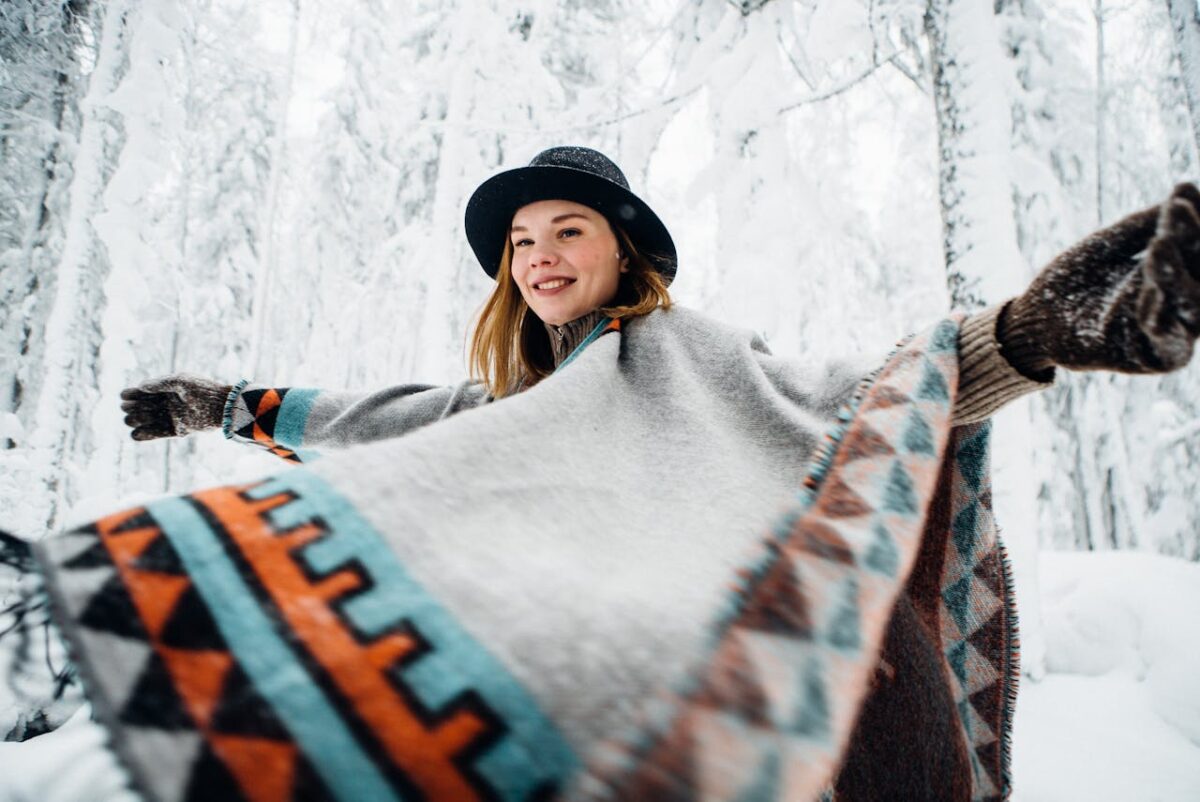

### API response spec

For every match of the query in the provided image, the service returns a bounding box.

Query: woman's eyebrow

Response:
[510,213,590,233]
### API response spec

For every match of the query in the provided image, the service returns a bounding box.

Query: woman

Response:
[120,144,1170,451]
[10,147,1200,802]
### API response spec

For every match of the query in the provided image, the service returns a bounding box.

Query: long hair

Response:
[469,224,672,398]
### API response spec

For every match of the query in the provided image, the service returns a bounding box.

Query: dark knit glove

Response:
[1000,182,1200,379]
[119,374,233,441]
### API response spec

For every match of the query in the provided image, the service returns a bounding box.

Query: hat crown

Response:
[528,146,630,190]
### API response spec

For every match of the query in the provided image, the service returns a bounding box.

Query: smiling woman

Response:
[464,147,674,396]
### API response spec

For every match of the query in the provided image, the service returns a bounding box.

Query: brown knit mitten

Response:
[119,374,233,441]
[1000,182,1200,379]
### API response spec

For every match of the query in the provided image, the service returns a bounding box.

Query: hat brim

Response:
[465,165,677,285]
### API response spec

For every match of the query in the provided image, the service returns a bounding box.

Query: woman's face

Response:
[509,199,628,326]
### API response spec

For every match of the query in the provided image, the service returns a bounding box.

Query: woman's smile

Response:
[531,277,576,293]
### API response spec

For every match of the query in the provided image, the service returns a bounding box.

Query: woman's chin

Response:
[532,305,578,327]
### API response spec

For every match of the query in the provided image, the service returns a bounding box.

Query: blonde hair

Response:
[469,224,672,398]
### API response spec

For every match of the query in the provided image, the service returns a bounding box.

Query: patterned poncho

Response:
[32,307,1018,801]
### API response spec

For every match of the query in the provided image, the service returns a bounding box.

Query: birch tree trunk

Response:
[926,0,1048,677]
[29,0,135,531]
[924,0,1026,308]
[1166,0,1200,157]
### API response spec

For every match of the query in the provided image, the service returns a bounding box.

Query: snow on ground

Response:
[1,546,1196,799]
[0,707,139,802]
[1012,551,1200,801]
[1013,674,1200,802]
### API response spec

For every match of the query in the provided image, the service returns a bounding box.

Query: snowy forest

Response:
[2,0,1200,799]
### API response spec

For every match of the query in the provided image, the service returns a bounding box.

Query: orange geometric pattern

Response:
[191,485,497,802]
[65,483,513,802]
[91,506,306,802]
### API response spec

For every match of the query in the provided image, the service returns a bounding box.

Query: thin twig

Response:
[777,28,817,91]
[776,51,901,114]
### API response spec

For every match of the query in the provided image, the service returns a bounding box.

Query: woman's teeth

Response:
[535,279,572,290]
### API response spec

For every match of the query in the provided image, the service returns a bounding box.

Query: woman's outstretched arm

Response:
[952,182,1200,424]
[120,376,490,462]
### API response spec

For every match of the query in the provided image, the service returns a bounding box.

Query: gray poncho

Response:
[33,306,1018,801]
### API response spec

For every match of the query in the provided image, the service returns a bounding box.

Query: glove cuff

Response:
[192,381,235,431]
[997,297,1057,382]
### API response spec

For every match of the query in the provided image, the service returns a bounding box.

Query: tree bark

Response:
[924,0,1026,311]
[1166,0,1200,159]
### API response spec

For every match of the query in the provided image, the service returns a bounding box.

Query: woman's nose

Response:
[528,244,558,267]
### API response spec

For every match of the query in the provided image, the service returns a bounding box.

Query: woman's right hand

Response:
[119,374,233,441]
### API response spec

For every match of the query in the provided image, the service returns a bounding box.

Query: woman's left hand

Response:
[999,182,1200,378]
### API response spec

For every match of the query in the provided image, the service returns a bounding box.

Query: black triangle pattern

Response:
[636,719,699,801]
[119,650,196,730]
[736,557,813,640]
[814,476,872,520]
[208,662,291,741]
[966,605,1005,665]
[131,532,188,576]
[239,389,267,414]
[79,574,152,641]
[111,509,158,536]
[183,741,250,802]
[969,684,1002,748]
[697,633,770,727]
[292,752,334,801]
[65,521,101,536]
[159,583,229,652]
[840,422,896,464]
[973,739,1003,794]
[255,403,281,436]
[61,537,114,570]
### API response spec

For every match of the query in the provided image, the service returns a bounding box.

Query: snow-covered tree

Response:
[0,0,91,454]
[18,0,135,532]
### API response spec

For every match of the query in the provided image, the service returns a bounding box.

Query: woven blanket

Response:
[33,311,1017,801]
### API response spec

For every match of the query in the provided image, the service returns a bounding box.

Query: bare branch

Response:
[776,52,901,114]
[889,54,928,95]
[776,28,817,91]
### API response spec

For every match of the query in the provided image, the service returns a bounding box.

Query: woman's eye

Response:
[559,228,581,239]
[512,238,532,248]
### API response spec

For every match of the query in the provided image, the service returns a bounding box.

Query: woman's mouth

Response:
[533,278,575,293]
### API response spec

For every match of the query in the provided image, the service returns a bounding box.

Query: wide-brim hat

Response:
[464,146,677,285]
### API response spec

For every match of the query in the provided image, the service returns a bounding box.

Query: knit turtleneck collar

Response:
[545,310,609,369]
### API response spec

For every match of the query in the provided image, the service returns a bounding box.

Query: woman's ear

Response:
[617,251,629,273]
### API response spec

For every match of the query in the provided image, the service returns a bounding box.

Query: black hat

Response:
[464,146,677,285]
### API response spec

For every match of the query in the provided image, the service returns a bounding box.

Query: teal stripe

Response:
[294,447,322,463]
[274,388,320,450]
[145,496,401,802]
[555,317,614,372]
[245,472,579,800]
